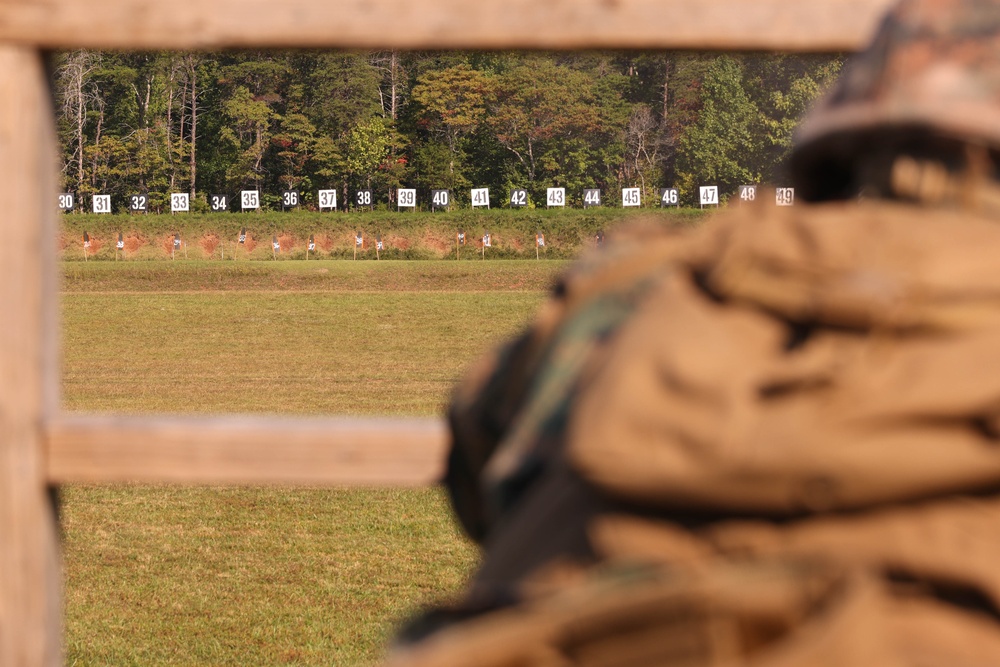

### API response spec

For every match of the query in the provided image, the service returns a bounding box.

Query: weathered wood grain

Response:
[0,0,892,51]
[46,416,448,486]
[0,44,62,667]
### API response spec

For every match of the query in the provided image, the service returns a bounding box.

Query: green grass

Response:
[61,260,560,666]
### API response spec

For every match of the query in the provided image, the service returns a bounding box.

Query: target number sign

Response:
[397,188,416,208]
[583,189,601,207]
[355,190,372,207]
[355,233,363,247]
[281,191,300,209]
[116,234,124,250]
[699,186,719,207]
[129,194,148,212]
[471,188,490,208]
[173,235,181,249]
[431,189,450,209]
[776,188,795,206]
[739,185,757,202]
[210,194,228,212]
[170,193,189,213]
[457,232,466,245]
[272,237,280,251]
[546,187,566,207]
[241,190,260,211]
[509,189,527,208]
[58,193,74,212]
[482,233,491,247]
[659,188,679,207]
[92,194,111,214]
[317,190,338,210]
[622,188,641,207]
[536,233,545,247]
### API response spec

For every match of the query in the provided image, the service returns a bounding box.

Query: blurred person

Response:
[390,0,1000,664]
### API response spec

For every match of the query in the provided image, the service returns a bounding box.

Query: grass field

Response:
[61,260,566,665]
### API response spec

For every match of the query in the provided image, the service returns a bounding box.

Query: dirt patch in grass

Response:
[277,233,296,252]
[199,234,220,258]
[315,234,334,252]
[124,234,145,254]
[243,235,258,254]
[387,234,410,250]
[421,229,450,255]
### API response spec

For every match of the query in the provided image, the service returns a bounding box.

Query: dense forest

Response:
[54,50,842,211]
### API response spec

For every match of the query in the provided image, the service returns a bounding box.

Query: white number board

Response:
[355,190,373,207]
[509,189,527,207]
[241,190,260,211]
[210,194,228,212]
[659,188,679,206]
[281,191,300,208]
[583,189,601,207]
[739,185,757,202]
[776,188,795,206]
[546,187,566,207]
[170,193,189,213]
[318,189,338,210]
[397,188,416,208]
[92,194,111,214]
[699,186,719,207]
[471,188,490,208]
[622,188,641,207]
[431,189,450,209]
[129,194,148,212]
[482,233,491,247]
[58,193,74,212]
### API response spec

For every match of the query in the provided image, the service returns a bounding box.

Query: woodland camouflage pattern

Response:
[387,1,1000,665]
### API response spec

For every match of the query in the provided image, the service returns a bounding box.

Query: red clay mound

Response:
[243,235,258,254]
[387,234,410,250]
[316,234,334,252]
[277,233,295,252]
[199,234,220,258]
[124,234,145,254]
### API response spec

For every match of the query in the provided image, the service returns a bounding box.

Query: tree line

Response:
[54,50,842,211]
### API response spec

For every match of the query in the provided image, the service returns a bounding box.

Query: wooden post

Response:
[0,45,62,667]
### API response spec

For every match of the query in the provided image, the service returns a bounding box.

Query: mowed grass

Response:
[61,260,565,666]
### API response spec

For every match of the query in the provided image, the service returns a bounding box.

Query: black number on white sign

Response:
[547,188,565,207]
[171,193,190,212]
[622,188,641,207]
[699,186,719,206]
[318,190,337,210]
[471,188,489,207]
[241,190,259,210]
[93,195,111,214]
[776,188,795,206]
[397,189,416,207]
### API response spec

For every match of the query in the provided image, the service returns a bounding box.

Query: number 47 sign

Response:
[699,186,719,207]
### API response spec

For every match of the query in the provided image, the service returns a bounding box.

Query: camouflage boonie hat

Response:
[793,0,1000,164]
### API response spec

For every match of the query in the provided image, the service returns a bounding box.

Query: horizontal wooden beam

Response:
[45,415,448,486]
[0,0,892,51]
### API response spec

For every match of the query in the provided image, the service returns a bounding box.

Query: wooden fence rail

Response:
[0,0,893,664]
